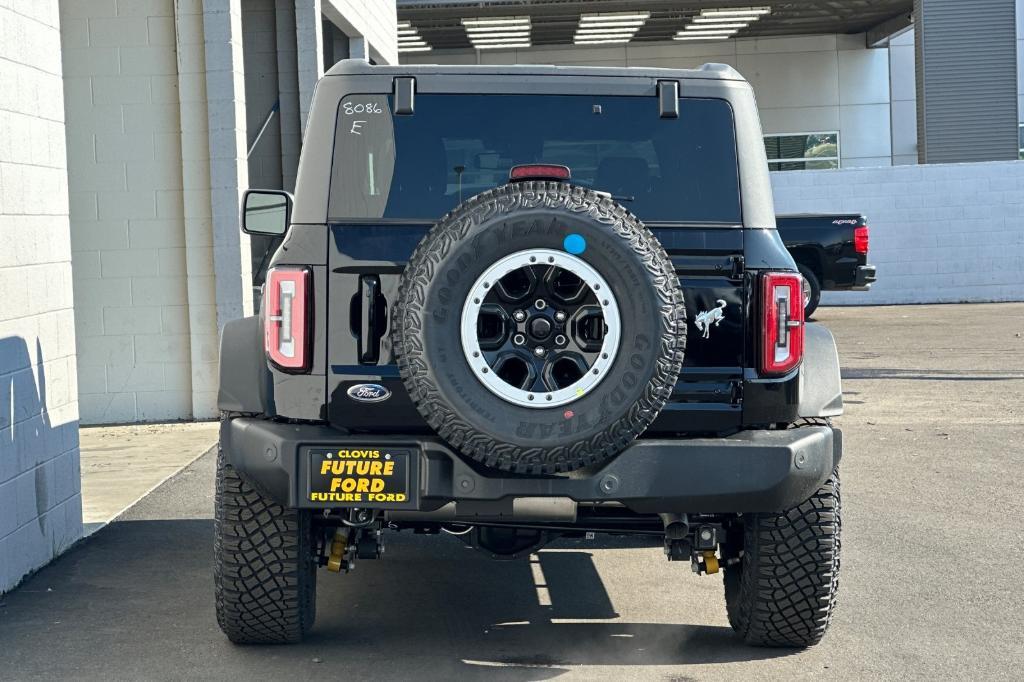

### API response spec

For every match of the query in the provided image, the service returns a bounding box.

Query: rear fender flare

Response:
[798,322,843,418]
[217,316,272,415]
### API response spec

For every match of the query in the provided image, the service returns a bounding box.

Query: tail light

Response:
[264,267,311,372]
[854,225,869,255]
[760,272,804,376]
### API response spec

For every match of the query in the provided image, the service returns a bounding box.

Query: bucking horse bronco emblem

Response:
[694,299,727,339]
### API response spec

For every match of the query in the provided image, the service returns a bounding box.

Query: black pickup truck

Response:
[777,214,876,316]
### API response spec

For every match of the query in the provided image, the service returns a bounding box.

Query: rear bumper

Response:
[852,264,877,290]
[221,419,841,515]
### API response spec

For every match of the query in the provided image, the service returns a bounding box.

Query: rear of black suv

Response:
[216,61,843,648]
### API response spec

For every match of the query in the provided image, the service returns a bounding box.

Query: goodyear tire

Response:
[215,440,317,644]
[723,465,841,647]
[394,182,686,474]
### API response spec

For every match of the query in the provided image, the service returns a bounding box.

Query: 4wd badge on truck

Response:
[347,383,391,403]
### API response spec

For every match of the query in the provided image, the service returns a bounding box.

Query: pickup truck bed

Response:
[777,213,876,315]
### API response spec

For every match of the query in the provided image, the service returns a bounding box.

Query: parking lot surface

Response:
[1,303,1022,681]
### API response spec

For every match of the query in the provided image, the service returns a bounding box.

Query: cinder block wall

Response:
[60,0,193,424]
[0,1,83,594]
[771,161,1024,304]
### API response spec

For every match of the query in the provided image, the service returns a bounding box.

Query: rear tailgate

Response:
[326,223,746,435]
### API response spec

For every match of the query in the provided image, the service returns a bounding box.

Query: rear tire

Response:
[723,467,841,647]
[215,443,317,644]
[798,264,821,318]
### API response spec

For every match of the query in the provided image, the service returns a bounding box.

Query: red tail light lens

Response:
[854,225,869,255]
[760,272,804,376]
[264,267,311,372]
[509,164,571,182]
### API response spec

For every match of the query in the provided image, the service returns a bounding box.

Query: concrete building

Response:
[1,0,396,594]
[61,0,396,428]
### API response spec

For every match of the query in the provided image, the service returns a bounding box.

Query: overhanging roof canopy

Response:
[397,1,913,51]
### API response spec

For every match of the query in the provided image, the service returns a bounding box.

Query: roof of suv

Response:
[325,59,745,82]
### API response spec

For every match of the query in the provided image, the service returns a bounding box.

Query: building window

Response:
[1018,124,1023,159]
[765,132,840,171]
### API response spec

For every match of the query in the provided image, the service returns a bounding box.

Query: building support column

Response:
[914,0,1019,162]
[174,0,252,418]
[202,0,253,323]
[274,0,301,191]
[295,0,324,134]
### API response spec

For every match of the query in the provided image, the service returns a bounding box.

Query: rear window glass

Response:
[328,94,740,224]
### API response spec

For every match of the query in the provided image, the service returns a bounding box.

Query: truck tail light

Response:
[854,225,869,255]
[264,267,311,372]
[760,272,804,376]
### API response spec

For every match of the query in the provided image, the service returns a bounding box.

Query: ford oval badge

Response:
[347,383,391,403]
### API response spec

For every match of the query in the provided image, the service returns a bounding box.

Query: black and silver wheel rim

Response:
[460,249,621,408]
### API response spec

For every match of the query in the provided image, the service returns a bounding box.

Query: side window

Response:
[328,95,395,219]
[764,132,840,171]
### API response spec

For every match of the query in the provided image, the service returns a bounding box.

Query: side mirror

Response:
[242,189,292,236]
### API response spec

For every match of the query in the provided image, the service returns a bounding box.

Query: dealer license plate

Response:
[308,447,412,507]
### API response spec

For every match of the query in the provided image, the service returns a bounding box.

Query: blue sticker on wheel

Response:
[563,233,586,255]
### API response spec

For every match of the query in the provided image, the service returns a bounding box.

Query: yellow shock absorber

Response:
[326,528,349,572]
[703,551,720,575]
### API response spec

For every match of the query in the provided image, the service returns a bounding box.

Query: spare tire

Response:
[394,182,685,474]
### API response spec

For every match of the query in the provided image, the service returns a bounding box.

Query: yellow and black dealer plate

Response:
[307,447,413,507]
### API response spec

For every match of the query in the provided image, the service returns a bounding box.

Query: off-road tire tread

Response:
[724,461,841,647]
[214,441,316,644]
[393,182,686,474]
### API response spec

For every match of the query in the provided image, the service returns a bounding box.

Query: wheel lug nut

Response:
[513,310,526,322]
[534,299,547,310]
[513,333,526,346]
[554,310,566,322]
[554,334,567,346]
[534,347,546,357]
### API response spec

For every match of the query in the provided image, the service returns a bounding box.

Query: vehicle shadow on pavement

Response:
[0,518,794,680]
[303,533,798,675]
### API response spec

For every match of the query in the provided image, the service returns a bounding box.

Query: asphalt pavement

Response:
[1,303,1022,681]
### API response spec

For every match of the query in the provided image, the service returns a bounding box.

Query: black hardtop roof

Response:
[325,58,745,83]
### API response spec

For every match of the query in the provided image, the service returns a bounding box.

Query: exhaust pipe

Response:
[659,513,689,540]
[387,497,577,524]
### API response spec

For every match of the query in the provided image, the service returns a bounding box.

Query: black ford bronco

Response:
[216,60,844,648]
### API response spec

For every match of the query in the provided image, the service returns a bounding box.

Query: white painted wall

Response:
[405,34,894,168]
[61,0,194,424]
[0,1,83,594]
[771,162,1024,304]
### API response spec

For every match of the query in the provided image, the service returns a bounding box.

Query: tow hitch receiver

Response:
[664,521,723,575]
